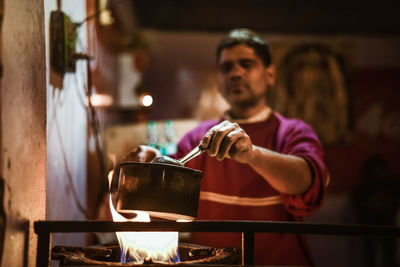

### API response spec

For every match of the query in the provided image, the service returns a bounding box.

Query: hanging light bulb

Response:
[98,0,114,26]
[139,93,153,107]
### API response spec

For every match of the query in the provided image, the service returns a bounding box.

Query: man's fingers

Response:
[201,129,215,150]
[208,123,238,157]
[200,121,243,159]
[200,120,252,163]
[216,128,243,160]
[200,120,231,150]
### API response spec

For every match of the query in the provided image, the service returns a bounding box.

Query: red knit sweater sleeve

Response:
[276,117,329,217]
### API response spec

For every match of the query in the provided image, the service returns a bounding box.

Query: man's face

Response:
[217,44,275,111]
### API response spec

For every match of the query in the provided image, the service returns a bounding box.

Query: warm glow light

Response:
[109,196,179,263]
[139,94,153,107]
[99,10,114,26]
[87,93,113,107]
[99,0,114,26]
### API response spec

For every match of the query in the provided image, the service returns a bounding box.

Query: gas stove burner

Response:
[52,244,241,266]
[35,220,400,267]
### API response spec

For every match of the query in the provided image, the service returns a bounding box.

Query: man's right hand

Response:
[121,145,161,162]
[200,120,253,163]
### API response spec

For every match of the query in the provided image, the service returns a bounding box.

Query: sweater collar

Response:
[222,106,272,124]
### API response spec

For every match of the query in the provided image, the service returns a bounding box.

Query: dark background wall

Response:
[131,0,400,35]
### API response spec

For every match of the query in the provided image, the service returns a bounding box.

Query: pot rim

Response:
[115,210,195,221]
[117,161,203,175]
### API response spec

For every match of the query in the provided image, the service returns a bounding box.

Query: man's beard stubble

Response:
[234,94,261,109]
[228,87,268,111]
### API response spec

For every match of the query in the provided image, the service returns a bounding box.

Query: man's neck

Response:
[224,105,271,124]
[229,103,269,119]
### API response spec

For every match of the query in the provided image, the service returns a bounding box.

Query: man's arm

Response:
[201,120,312,195]
[247,146,311,195]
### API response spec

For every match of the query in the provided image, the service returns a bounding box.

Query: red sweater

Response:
[174,113,328,266]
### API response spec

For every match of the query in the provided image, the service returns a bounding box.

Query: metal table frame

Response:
[34,220,400,267]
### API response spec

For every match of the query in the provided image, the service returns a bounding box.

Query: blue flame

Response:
[119,244,181,263]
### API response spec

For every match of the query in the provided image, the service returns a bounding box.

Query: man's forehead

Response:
[218,44,261,63]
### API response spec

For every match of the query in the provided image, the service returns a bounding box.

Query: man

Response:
[132,29,328,265]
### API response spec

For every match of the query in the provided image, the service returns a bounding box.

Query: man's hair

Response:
[216,28,272,66]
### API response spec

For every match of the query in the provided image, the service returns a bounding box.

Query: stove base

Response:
[52,244,241,266]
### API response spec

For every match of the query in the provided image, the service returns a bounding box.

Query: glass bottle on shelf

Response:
[147,121,160,150]
[163,120,177,156]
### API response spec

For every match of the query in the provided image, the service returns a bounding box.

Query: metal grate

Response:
[34,220,400,267]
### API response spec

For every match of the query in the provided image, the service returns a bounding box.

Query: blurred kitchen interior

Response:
[1,0,400,266]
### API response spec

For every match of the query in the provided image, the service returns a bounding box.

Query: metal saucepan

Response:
[110,161,203,221]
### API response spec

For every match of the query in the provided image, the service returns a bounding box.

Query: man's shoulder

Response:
[176,119,221,155]
[196,119,221,130]
[273,111,313,132]
[182,119,221,141]
[272,112,323,156]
